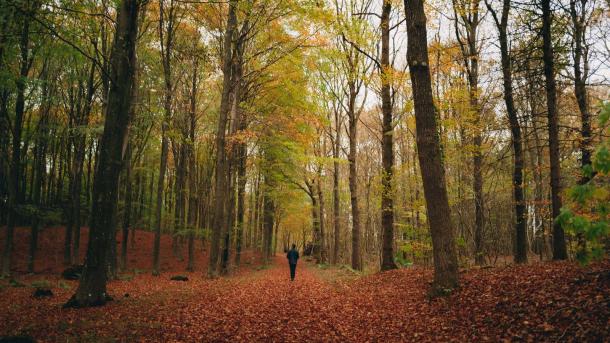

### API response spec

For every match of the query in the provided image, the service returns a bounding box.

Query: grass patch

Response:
[118,274,134,281]
[9,279,26,288]
[31,279,52,289]
[57,280,71,289]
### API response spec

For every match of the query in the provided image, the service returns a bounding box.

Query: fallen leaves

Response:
[0,227,608,342]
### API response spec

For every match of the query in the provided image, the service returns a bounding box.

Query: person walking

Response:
[286,244,299,281]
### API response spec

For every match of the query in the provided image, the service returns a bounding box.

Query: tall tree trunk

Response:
[234,137,247,266]
[570,0,592,181]
[29,85,50,273]
[404,0,459,292]
[2,4,35,277]
[71,61,96,265]
[65,0,141,307]
[262,186,275,264]
[380,0,397,271]
[452,0,484,265]
[347,83,362,271]
[317,179,327,263]
[153,0,176,275]
[186,57,199,272]
[541,0,567,260]
[208,0,237,277]
[0,2,12,227]
[487,0,527,263]
[307,181,322,262]
[570,0,592,253]
[332,110,341,265]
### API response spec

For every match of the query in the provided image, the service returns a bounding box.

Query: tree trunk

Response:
[208,0,237,277]
[2,5,34,277]
[452,0,484,265]
[153,0,177,275]
[262,188,275,264]
[541,0,567,260]
[487,0,527,263]
[332,110,341,265]
[570,0,592,182]
[186,58,199,272]
[380,0,397,271]
[317,179,327,263]
[404,0,459,292]
[64,0,140,307]
[347,83,362,271]
[29,93,50,273]
[570,0,592,253]
[234,137,247,266]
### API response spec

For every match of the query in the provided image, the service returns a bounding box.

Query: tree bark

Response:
[541,0,567,260]
[64,0,141,307]
[570,0,592,182]
[317,178,328,263]
[186,57,199,272]
[262,186,275,264]
[404,0,459,292]
[486,0,527,263]
[2,3,35,277]
[332,109,341,265]
[208,0,237,277]
[380,0,397,271]
[347,81,362,271]
[234,131,247,266]
[153,0,177,275]
[452,0,484,266]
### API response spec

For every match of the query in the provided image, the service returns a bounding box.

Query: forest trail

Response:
[163,256,354,342]
[1,241,608,342]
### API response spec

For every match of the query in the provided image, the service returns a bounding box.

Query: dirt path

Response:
[159,256,353,342]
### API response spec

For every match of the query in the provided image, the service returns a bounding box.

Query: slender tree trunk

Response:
[452,0,484,265]
[186,58,199,272]
[153,0,176,275]
[29,100,49,273]
[487,0,527,263]
[347,83,362,271]
[404,0,459,292]
[570,0,592,253]
[0,3,12,227]
[308,182,321,262]
[380,0,397,271]
[2,5,34,277]
[65,0,141,307]
[262,186,275,264]
[541,0,567,260]
[317,179,327,263]
[570,0,592,181]
[234,138,247,266]
[332,111,341,265]
[208,0,237,277]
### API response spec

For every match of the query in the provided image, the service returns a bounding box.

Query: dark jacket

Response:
[287,248,299,265]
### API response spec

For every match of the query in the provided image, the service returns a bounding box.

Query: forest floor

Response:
[0,227,609,342]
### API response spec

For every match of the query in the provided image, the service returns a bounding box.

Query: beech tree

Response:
[541,0,567,260]
[64,0,142,308]
[404,0,459,292]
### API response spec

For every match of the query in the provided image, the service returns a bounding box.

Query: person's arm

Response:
[296,251,299,260]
